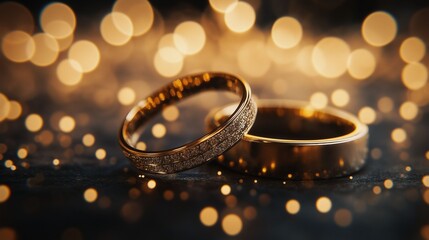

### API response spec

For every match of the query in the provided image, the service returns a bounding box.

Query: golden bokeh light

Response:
[113,0,154,36]
[378,97,394,113]
[347,48,376,80]
[401,62,428,90]
[30,33,59,66]
[391,128,407,143]
[0,93,10,122]
[400,37,426,63]
[57,33,74,52]
[0,2,34,36]
[57,59,83,86]
[173,21,206,55]
[399,101,419,120]
[271,16,303,49]
[25,114,43,132]
[6,100,22,120]
[0,185,11,203]
[199,207,218,227]
[316,196,332,213]
[59,115,76,133]
[40,2,76,39]
[220,184,231,195]
[334,209,353,227]
[17,148,28,159]
[373,186,382,194]
[152,123,166,138]
[147,179,156,189]
[95,148,107,160]
[358,106,376,124]
[384,179,394,189]
[422,175,429,187]
[100,12,133,46]
[331,89,350,107]
[209,0,237,13]
[154,47,184,77]
[136,141,147,151]
[224,2,255,33]
[117,87,136,105]
[238,40,271,77]
[424,189,429,204]
[362,11,397,47]
[285,199,300,214]
[83,188,98,203]
[222,214,243,236]
[312,37,350,78]
[2,30,35,63]
[53,158,60,166]
[162,105,180,122]
[68,40,100,73]
[82,133,95,147]
[310,92,328,109]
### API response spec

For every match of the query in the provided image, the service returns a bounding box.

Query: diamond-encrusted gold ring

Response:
[119,72,257,174]
[207,100,368,180]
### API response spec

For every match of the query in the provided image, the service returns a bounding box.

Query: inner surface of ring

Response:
[124,73,245,147]
[216,106,355,140]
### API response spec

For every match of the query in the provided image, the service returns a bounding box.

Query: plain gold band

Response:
[207,100,368,180]
[119,72,257,174]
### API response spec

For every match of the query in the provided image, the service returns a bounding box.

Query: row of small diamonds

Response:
[136,99,257,173]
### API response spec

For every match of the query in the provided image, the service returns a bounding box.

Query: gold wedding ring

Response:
[207,100,368,180]
[119,72,257,174]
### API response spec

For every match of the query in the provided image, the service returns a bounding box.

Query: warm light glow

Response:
[6,100,22,120]
[400,37,426,63]
[0,2,34,35]
[285,199,300,214]
[83,188,98,203]
[424,189,429,204]
[2,30,35,63]
[399,101,419,120]
[117,87,136,105]
[316,196,332,213]
[57,33,74,52]
[224,2,255,33]
[53,158,60,166]
[209,0,237,13]
[82,134,95,147]
[56,59,83,86]
[347,48,376,80]
[0,185,11,203]
[113,0,154,36]
[297,45,318,77]
[220,184,231,195]
[358,106,376,124]
[152,123,166,138]
[402,62,428,90]
[173,21,206,55]
[147,179,156,189]
[271,16,303,49]
[17,148,28,159]
[25,114,43,132]
[373,186,382,194]
[334,209,353,227]
[238,40,271,77]
[331,89,350,107]
[154,47,184,77]
[0,93,10,122]
[312,37,350,78]
[162,106,180,122]
[59,115,76,133]
[384,179,394,189]
[422,175,429,187]
[362,11,397,47]
[100,12,133,46]
[222,214,243,236]
[30,33,59,66]
[136,141,147,150]
[391,128,407,143]
[310,92,328,109]
[40,2,76,39]
[199,207,218,226]
[377,97,394,113]
[95,148,107,160]
[68,40,100,73]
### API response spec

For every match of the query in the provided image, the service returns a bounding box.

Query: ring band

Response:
[119,72,257,174]
[207,100,368,180]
